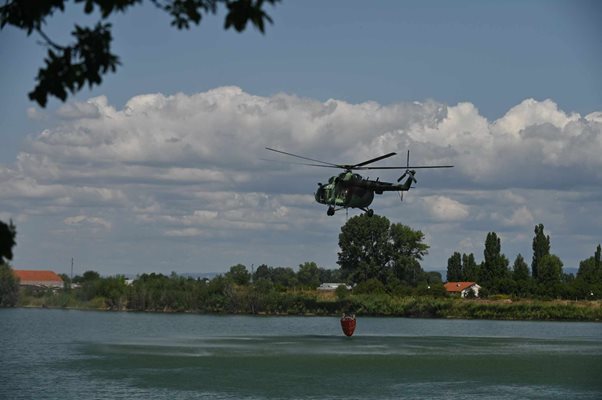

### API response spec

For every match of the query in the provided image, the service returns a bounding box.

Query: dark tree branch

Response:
[35,26,66,50]
[1,0,280,107]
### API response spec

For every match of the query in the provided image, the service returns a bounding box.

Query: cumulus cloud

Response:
[492,205,535,227]
[64,215,112,230]
[424,195,470,221]
[2,87,601,273]
[14,88,602,191]
[56,98,103,119]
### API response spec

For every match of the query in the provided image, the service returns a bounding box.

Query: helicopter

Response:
[266,147,453,216]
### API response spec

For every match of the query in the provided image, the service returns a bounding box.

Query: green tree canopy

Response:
[338,215,392,282]
[425,271,443,285]
[270,266,297,289]
[319,267,342,284]
[337,214,429,286]
[512,253,530,282]
[389,223,429,261]
[0,0,280,107]
[253,264,271,281]
[73,270,101,284]
[446,252,462,282]
[225,264,251,286]
[393,255,424,287]
[577,244,602,284]
[537,254,563,287]
[297,261,320,289]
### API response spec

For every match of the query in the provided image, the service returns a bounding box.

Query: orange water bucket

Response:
[340,315,356,336]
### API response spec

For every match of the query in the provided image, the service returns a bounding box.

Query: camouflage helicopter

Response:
[266,147,453,216]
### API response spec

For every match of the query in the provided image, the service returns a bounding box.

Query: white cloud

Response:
[2,87,601,273]
[64,215,112,230]
[424,195,470,221]
[491,98,580,138]
[165,228,204,237]
[56,99,103,119]
[492,205,535,228]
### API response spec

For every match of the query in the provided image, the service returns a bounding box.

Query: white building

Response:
[317,283,351,291]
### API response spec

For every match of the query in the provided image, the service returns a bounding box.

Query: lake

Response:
[1,308,600,399]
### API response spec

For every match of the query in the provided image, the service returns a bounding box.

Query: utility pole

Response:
[71,257,74,281]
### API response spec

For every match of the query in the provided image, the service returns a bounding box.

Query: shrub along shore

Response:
[17,287,602,322]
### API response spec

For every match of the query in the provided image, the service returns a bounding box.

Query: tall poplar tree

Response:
[512,254,530,282]
[462,253,479,282]
[532,224,550,280]
[480,232,509,291]
[446,252,462,281]
[537,254,563,291]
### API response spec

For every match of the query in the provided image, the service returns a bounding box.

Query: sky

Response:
[1,0,601,277]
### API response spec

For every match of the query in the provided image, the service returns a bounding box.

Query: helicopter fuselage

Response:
[314,171,409,209]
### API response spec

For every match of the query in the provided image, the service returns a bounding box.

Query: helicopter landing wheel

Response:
[327,207,335,216]
[366,209,374,217]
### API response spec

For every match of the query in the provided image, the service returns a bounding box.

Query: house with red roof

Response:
[444,281,481,298]
[13,270,64,289]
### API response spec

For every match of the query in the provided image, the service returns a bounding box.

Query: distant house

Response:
[317,283,351,291]
[13,270,64,289]
[444,281,481,298]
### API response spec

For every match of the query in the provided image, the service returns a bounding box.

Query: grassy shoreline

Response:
[16,292,602,322]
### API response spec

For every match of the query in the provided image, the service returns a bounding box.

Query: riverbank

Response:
[16,291,602,321]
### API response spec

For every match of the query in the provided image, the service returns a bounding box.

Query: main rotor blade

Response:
[352,152,397,168]
[265,147,340,167]
[260,158,341,168]
[354,165,454,170]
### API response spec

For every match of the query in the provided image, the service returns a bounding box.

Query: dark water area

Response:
[1,308,601,399]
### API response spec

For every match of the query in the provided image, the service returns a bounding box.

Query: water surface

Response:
[1,308,600,399]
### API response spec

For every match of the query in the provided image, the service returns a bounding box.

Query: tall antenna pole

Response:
[71,257,74,281]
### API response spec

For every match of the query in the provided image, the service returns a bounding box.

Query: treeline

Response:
[2,217,601,320]
[445,224,602,300]
[17,270,602,321]
[44,259,446,313]
[52,262,350,313]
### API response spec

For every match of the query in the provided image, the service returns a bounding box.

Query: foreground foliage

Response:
[1,0,280,107]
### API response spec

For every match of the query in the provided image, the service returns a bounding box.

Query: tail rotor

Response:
[397,150,418,184]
